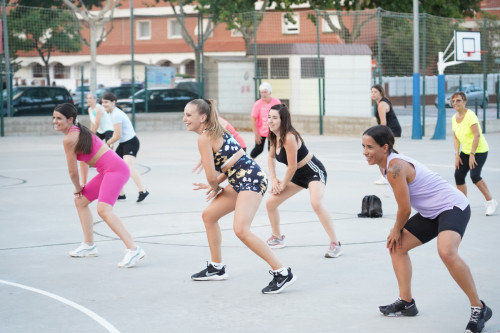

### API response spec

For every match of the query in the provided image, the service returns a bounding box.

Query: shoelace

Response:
[469,307,482,323]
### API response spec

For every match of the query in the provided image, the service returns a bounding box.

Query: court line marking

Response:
[0,279,120,333]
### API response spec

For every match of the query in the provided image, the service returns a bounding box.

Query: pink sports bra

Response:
[68,126,104,163]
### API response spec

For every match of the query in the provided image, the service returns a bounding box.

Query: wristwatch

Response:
[470,152,476,155]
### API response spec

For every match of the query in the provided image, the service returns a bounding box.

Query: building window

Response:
[301,58,325,78]
[168,19,182,39]
[53,63,68,79]
[231,29,243,37]
[32,63,44,78]
[184,60,195,78]
[256,58,268,79]
[194,19,213,38]
[270,58,289,79]
[282,13,299,35]
[137,20,151,40]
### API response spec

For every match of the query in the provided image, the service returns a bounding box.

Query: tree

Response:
[157,0,218,84]
[7,5,82,85]
[62,0,120,94]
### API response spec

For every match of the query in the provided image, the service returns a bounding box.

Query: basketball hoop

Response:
[466,50,488,57]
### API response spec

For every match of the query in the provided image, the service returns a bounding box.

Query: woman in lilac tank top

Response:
[362,125,492,333]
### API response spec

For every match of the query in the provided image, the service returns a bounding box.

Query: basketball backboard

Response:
[455,31,481,62]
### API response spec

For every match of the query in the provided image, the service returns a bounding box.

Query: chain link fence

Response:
[2,4,500,135]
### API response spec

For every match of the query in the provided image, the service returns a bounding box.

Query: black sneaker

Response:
[137,190,149,203]
[261,267,296,294]
[465,300,493,333]
[191,262,228,281]
[379,298,419,316]
[117,194,126,200]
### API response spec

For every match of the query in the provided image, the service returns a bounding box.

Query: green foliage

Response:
[7,6,82,83]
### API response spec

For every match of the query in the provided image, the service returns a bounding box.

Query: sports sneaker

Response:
[137,190,149,203]
[375,175,389,185]
[325,241,343,258]
[266,235,286,249]
[465,300,493,333]
[191,262,228,281]
[117,246,146,268]
[117,194,126,200]
[262,267,296,294]
[485,199,498,216]
[69,243,98,257]
[379,298,419,316]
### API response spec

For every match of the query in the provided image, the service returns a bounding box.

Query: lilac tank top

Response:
[385,152,469,219]
[68,126,104,163]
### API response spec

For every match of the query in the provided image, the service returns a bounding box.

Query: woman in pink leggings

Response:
[53,103,146,268]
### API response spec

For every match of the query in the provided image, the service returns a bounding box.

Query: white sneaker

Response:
[69,243,98,257]
[266,235,286,249]
[118,246,146,268]
[485,199,498,216]
[374,175,388,185]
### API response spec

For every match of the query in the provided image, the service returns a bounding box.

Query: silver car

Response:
[435,84,488,108]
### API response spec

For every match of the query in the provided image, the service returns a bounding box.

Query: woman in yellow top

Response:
[451,92,497,216]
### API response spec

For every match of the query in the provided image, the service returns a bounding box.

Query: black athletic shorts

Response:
[291,156,327,189]
[115,136,140,158]
[404,205,471,244]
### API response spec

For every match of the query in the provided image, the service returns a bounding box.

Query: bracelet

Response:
[470,152,475,155]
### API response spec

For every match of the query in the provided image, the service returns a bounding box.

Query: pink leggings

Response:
[82,151,130,206]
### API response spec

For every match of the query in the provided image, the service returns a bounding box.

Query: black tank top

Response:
[275,142,309,165]
[375,97,402,136]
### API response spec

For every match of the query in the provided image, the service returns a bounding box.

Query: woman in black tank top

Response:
[371,84,402,137]
[266,104,342,258]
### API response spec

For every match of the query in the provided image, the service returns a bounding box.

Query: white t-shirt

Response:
[110,107,136,143]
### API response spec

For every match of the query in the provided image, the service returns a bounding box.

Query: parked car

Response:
[116,88,197,113]
[435,84,488,108]
[96,85,143,100]
[2,86,73,116]
[72,85,91,109]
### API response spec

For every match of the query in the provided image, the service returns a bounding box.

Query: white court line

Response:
[0,279,120,333]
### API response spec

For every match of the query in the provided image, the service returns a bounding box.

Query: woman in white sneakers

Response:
[265,104,341,258]
[53,103,145,268]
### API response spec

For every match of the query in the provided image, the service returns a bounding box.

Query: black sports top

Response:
[375,97,402,136]
[275,142,309,165]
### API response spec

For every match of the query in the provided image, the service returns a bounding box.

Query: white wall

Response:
[325,54,372,117]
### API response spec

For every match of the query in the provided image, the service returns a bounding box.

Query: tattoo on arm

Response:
[388,163,402,180]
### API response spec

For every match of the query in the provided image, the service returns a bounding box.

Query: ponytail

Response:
[188,98,225,139]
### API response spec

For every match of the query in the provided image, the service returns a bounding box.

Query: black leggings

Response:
[250,136,269,159]
[454,151,488,185]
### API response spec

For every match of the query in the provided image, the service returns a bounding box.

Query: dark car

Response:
[2,86,73,116]
[96,84,144,100]
[116,88,197,113]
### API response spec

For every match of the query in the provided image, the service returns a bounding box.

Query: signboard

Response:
[146,66,176,87]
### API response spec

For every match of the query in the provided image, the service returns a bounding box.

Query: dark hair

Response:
[362,125,399,154]
[187,98,224,139]
[101,92,117,102]
[268,103,303,148]
[451,92,467,103]
[54,103,93,154]
[372,84,387,100]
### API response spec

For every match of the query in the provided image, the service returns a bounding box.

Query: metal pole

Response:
[80,66,84,114]
[412,0,422,139]
[1,53,3,137]
[130,0,135,127]
[482,17,487,133]
[253,10,258,101]
[315,9,323,135]
[2,0,12,117]
[422,12,426,136]
[496,75,499,119]
[377,8,382,84]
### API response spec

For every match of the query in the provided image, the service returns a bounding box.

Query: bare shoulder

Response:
[387,158,409,181]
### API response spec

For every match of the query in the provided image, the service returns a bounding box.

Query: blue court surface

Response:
[1,128,499,333]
